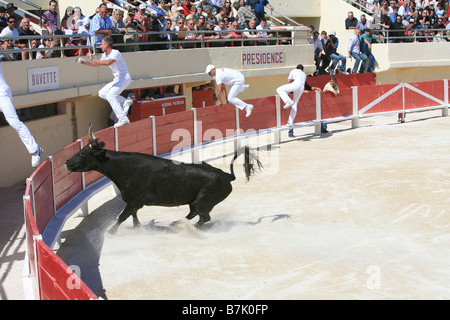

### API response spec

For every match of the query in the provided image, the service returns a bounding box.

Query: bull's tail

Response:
[230,145,262,182]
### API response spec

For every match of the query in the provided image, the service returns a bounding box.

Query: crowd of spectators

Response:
[0,0,285,61]
[347,0,450,42]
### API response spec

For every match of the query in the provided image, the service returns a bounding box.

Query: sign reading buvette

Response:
[28,66,59,93]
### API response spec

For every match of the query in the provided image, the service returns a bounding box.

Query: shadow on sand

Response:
[56,194,291,300]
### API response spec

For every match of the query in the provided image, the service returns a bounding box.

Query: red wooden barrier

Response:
[24,198,40,300]
[404,80,445,110]
[197,104,237,143]
[29,160,55,234]
[117,117,154,154]
[279,90,317,124]
[192,88,215,108]
[239,96,277,132]
[306,73,376,91]
[128,96,187,122]
[52,142,83,211]
[321,88,354,119]
[357,83,400,115]
[36,241,97,300]
[154,110,194,155]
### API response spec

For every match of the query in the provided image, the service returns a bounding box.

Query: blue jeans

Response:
[350,52,368,74]
[330,53,347,71]
[360,43,375,72]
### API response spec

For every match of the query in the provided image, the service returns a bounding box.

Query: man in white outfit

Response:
[0,63,43,167]
[80,36,133,128]
[205,64,253,117]
[277,64,307,126]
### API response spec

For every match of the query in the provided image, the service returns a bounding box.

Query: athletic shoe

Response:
[31,147,43,168]
[243,84,250,91]
[123,99,133,115]
[114,117,130,128]
[245,104,253,117]
[283,100,294,109]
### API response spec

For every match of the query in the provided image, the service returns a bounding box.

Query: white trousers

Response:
[228,81,247,110]
[0,94,39,154]
[98,73,132,121]
[276,82,304,124]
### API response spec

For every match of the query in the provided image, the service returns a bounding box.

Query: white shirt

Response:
[0,64,12,97]
[215,68,245,86]
[101,49,129,79]
[347,33,361,54]
[36,44,53,59]
[0,27,19,44]
[288,68,307,88]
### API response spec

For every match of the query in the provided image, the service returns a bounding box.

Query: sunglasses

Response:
[8,20,15,23]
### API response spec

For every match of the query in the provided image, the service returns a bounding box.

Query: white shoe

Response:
[123,99,133,115]
[283,100,294,109]
[245,104,253,117]
[31,147,43,168]
[114,117,130,128]
[243,84,250,91]
[286,121,294,128]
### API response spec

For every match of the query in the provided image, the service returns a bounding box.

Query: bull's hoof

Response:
[107,227,118,235]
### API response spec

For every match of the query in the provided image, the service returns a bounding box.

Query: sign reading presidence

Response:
[242,49,285,68]
[28,66,59,93]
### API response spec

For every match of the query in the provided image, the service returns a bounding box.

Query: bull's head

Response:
[65,124,106,172]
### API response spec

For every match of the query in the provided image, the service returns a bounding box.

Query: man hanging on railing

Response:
[245,0,273,25]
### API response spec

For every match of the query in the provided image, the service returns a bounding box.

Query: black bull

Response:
[65,125,262,234]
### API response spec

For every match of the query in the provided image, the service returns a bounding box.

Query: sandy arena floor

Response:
[2,111,448,300]
[54,111,450,300]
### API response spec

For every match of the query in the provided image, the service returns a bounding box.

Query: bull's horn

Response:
[88,123,97,146]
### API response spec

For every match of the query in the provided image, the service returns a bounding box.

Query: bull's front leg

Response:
[108,204,141,234]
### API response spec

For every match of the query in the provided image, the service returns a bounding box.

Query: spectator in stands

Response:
[356,14,373,31]
[0,6,9,32]
[398,1,413,18]
[390,5,400,23]
[60,6,74,32]
[360,28,383,73]
[323,76,340,96]
[151,10,169,50]
[380,0,390,14]
[138,12,152,51]
[214,19,233,46]
[0,39,15,61]
[210,0,225,13]
[70,7,85,33]
[236,0,256,28]
[0,16,21,59]
[390,14,405,42]
[228,20,246,45]
[246,0,274,23]
[215,7,228,23]
[91,4,117,47]
[171,6,185,24]
[324,31,347,75]
[36,37,54,59]
[42,0,59,35]
[347,27,368,74]
[195,14,207,30]
[6,3,22,29]
[204,5,218,24]
[433,16,445,28]
[182,0,192,16]
[146,0,160,15]
[110,8,128,50]
[310,30,326,75]
[18,18,40,60]
[77,17,91,46]
[184,18,199,48]
[345,11,358,29]
[64,36,88,57]
[320,75,341,133]
[244,18,259,42]
[223,1,235,21]
[255,17,273,44]
[388,0,398,14]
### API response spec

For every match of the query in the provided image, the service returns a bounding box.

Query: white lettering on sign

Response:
[242,49,285,68]
[28,66,59,93]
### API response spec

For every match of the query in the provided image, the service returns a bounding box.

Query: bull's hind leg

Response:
[192,182,233,229]
[108,204,142,234]
[185,204,197,220]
